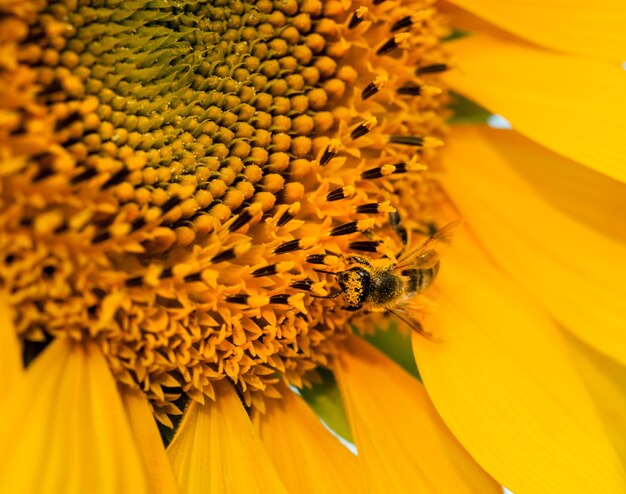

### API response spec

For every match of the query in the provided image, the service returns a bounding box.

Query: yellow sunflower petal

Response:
[166,380,288,494]
[252,384,366,493]
[445,0,626,61]
[0,294,22,394]
[0,338,148,494]
[565,331,626,465]
[440,125,626,366]
[335,335,501,494]
[121,388,180,494]
[412,231,626,493]
[444,33,626,184]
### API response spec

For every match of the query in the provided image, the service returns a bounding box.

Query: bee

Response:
[315,221,458,340]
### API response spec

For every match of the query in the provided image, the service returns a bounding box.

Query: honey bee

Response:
[315,221,458,340]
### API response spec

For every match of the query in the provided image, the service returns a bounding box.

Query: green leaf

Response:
[442,29,470,43]
[300,368,354,443]
[448,91,491,125]
[360,322,421,380]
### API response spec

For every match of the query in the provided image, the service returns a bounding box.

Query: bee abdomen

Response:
[402,261,440,293]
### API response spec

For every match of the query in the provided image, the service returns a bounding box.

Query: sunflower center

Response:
[1,0,449,423]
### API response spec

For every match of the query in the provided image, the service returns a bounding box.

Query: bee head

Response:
[337,267,371,307]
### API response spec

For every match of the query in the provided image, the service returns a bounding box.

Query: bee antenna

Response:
[311,290,342,299]
[313,268,337,276]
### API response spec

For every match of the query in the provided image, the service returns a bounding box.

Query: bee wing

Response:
[393,220,460,272]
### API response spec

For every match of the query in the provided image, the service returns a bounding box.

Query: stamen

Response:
[211,243,251,263]
[356,201,395,214]
[251,264,278,277]
[350,117,377,140]
[391,16,413,32]
[269,294,306,311]
[326,185,356,202]
[228,210,253,232]
[211,248,236,263]
[306,254,328,265]
[306,253,340,265]
[251,261,294,277]
[417,63,449,75]
[349,240,382,253]
[377,33,411,56]
[395,84,442,97]
[290,280,313,291]
[330,222,359,236]
[184,272,202,282]
[274,237,316,254]
[319,139,341,165]
[361,75,388,100]
[348,7,368,29]
[391,10,435,32]
[361,164,398,179]
[228,203,263,232]
[389,135,444,147]
[356,203,381,214]
[329,219,375,237]
[276,203,300,227]
[269,294,290,305]
[398,84,421,96]
[274,239,301,254]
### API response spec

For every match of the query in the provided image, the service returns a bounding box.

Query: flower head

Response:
[2,0,626,493]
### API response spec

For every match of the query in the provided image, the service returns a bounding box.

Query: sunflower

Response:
[1,0,625,492]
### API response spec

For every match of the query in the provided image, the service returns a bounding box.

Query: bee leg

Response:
[412,221,439,237]
[389,307,442,343]
[311,290,342,299]
[409,319,442,343]
[309,250,372,267]
[342,304,363,312]
[346,255,371,266]
[389,211,408,251]
[390,212,441,256]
